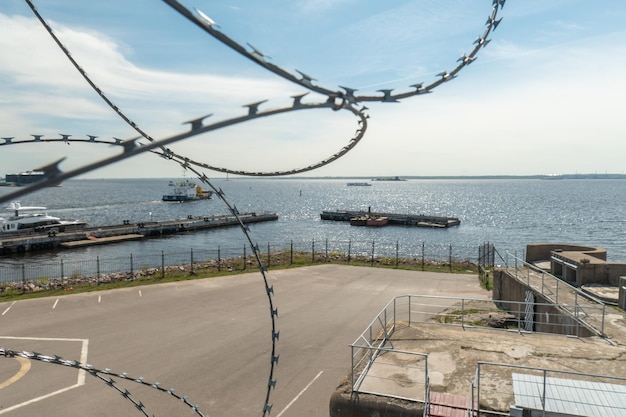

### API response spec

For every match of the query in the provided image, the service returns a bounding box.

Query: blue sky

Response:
[1,0,625,178]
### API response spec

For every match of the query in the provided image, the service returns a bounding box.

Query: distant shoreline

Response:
[40,173,626,182]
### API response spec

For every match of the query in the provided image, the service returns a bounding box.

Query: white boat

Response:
[0,202,87,233]
[162,180,213,202]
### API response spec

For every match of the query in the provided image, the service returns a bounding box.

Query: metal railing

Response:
[350,296,429,402]
[505,252,606,337]
[473,362,626,416]
[349,294,614,405]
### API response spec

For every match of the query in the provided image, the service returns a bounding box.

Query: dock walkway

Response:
[320,210,460,228]
[0,212,277,254]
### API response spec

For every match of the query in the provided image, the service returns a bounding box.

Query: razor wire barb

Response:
[1,0,505,416]
[1,347,206,417]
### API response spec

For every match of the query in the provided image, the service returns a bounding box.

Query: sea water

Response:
[1,177,625,266]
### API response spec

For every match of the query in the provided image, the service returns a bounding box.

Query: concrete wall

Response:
[526,243,605,263]
[493,269,593,337]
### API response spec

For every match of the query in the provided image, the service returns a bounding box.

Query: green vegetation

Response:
[0,249,481,301]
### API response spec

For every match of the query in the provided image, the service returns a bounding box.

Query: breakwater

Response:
[320,210,460,228]
[0,212,277,254]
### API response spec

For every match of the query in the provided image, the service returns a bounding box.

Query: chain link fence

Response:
[0,239,489,288]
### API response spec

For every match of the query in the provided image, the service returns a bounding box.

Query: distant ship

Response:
[162,179,213,202]
[371,176,406,182]
[2,159,64,187]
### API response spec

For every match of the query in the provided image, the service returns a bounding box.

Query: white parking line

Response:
[98,295,101,303]
[0,336,89,414]
[52,299,59,309]
[2,301,16,316]
[276,370,323,417]
[138,290,142,298]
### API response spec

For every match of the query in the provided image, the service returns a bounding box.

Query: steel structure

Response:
[0,1,505,415]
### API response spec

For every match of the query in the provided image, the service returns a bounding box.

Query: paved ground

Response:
[0,265,489,417]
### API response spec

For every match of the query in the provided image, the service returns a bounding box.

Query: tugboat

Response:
[162,180,213,202]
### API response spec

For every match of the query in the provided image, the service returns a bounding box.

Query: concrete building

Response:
[525,243,626,309]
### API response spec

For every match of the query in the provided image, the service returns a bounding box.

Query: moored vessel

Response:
[0,202,87,233]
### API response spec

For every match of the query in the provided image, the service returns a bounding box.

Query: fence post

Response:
[218,246,221,272]
[350,345,355,392]
[97,256,101,285]
[575,292,580,337]
[461,298,465,329]
[476,364,481,415]
[325,238,328,261]
[60,259,64,284]
[190,248,194,275]
[290,240,293,265]
[408,295,412,327]
[161,250,165,279]
[243,245,247,270]
[130,253,133,278]
[312,239,315,263]
[422,242,425,271]
[21,264,26,294]
[267,242,270,269]
[370,240,375,266]
[347,240,351,263]
[449,244,452,272]
[542,369,547,415]
[395,240,399,268]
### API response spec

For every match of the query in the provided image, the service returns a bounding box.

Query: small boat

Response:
[162,180,213,202]
[366,216,389,227]
[0,202,87,233]
[347,182,371,186]
[349,216,368,226]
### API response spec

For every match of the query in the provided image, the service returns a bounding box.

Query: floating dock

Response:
[0,212,277,254]
[320,210,460,228]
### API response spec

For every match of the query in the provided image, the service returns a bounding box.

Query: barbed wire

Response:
[1,0,505,415]
[1,347,207,416]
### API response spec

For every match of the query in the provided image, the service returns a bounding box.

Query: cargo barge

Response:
[320,210,460,228]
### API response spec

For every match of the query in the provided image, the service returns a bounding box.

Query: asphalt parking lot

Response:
[0,265,489,417]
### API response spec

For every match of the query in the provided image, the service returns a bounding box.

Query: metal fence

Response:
[473,362,626,416]
[348,294,614,406]
[504,252,607,337]
[0,239,484,285]
[349,295,429,403]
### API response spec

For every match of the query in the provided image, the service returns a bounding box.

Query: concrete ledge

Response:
[330,390,423,417]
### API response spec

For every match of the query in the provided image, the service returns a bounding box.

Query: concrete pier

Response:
[320,210,460,228]
[0,212,277,254]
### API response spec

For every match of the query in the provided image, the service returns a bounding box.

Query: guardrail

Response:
[350,296,429,402]
[349,294,613,404]
[505,252,606,337]
[473,362,626,416]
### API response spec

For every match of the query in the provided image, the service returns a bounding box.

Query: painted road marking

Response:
[2,301,16,316]
[52,299,59,309]
[0,357,31,389]
[0,336,89,414]
[276,370,323,417]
